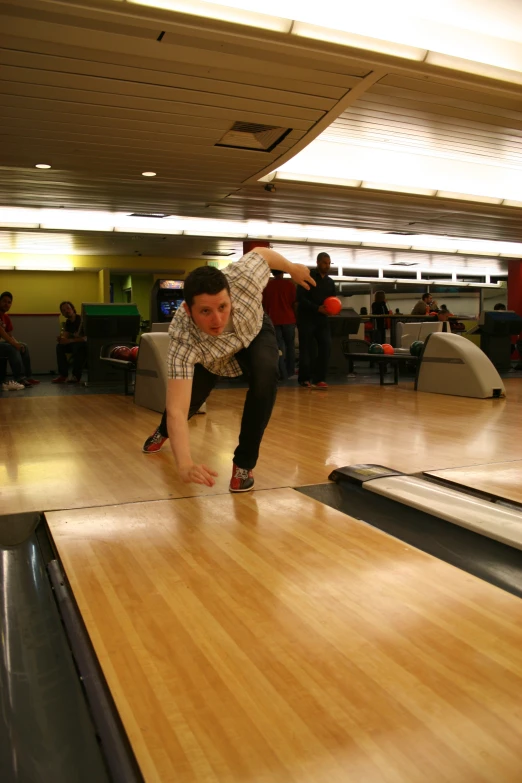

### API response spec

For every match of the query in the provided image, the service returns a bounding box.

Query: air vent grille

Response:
[216,122,291,152]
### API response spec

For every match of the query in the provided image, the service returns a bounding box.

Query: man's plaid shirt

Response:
[167,252,271,379]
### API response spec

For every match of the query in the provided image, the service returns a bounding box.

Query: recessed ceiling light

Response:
[141,171,156,177]
[35,163,51,169]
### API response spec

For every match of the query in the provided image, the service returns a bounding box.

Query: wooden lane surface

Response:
[46,489,522,783]
[2,379,522,514]
[427,460,522,505]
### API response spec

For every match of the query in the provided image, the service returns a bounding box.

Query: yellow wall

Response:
[0,270,99,313]
[130,274,154,322]
[0,256,205,313]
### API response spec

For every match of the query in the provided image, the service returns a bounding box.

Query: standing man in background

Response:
[296,252,336,389]
[262,269,297,380]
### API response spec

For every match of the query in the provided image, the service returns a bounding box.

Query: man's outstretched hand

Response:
[290,264,316,290]
[179,463,218,487]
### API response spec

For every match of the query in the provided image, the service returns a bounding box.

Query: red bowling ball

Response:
[323,296,342,316]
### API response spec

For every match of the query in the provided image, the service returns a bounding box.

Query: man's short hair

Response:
[0,291,13,300]
[59,300,76,314]
[422,293,431,301]
[494,303,506,310]
[317,252,330,263]
[183,266,230,308]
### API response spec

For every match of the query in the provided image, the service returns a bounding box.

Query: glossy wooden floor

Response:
[428,460,522,505]
[2,378,522,515]
[47,489,522,783]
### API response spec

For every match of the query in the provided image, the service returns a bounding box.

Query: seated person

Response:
[0,290,39,387]
[494,303,507,311]
[438,303,454,321]
[411,292,433,316]
[0,350,25,391]
[53,301,87,383]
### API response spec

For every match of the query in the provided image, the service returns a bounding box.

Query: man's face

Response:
[317,255,331,276]
[61,303,75,319]
[425,295,433,305]
[185,290,232,336]
[0,296,12,313]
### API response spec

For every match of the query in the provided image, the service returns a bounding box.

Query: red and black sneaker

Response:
[142,428,168,453]
[299,381,311,388]
[52,376,68,384]
[229,463,254,493]
[311,381,329,389]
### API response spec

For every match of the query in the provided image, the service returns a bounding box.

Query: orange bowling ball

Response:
[323,296,342,315]
[382,344,394,355]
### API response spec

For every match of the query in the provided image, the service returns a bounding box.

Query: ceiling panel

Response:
[0,0,521,252]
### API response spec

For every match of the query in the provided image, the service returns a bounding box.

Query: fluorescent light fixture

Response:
[114,216,183,233]
[113,226,183,234]
[128,0,522,87]
[275,172,362,188]
[362,242,412,250]
[141,171,157,177]
[292,21,426,61]
[15,262,74,271]
[436,191,503,205]
[39,209,115,231]
[425,51,522,86]
[0,264,15,270]
[361,182,437,197]
[0,222,40,229]
[129,0,292,32]
[35,164,51,169]
[186,231,248,238]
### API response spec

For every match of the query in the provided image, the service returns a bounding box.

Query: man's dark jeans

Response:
[297,316,331,384]
[158,316,279,470]
[0,342,33,381]
[56,342,87,378]
[275,324,296,379]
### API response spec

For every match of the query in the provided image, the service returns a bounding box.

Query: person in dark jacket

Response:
[371,290,391,344]
[296,252,336,389]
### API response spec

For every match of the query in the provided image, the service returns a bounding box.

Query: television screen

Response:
[160,299,183,317]
[159,280,183,290]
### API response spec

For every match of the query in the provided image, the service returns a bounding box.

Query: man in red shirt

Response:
[0,291,39,388]
[262,270,297,379]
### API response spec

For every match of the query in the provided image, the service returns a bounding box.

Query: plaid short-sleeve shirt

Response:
[167,251,271,379]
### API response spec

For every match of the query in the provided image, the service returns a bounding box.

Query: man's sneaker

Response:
[142,429,168,453]
[67,376,81,384]
[311,381,329,389]
[299,381,311,388]
[229,463,254,493]
[25,378,40,386]
[1,380,25,391]
[52,376,68,384]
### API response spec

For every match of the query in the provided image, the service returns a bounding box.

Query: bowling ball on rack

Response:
[382,344,394,355]
[368,343,384,354]
[323,296,342,315]
[410,340,424,357]
[110,345,132,360]
[129,346,139,362]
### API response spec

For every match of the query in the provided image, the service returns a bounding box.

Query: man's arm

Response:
[166,378,217,487]
[0,322,22,350]
[252,247,315,290]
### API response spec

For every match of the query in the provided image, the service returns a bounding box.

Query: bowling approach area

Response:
[3,380,522,783]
